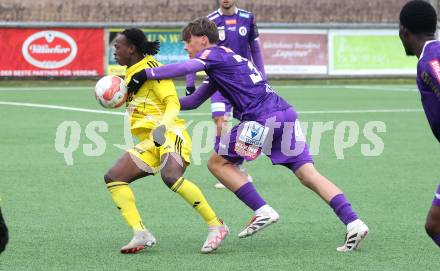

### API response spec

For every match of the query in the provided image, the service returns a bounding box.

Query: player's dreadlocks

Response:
[122,28,160,56]
[181,17,219,44]
[400,0,437,35]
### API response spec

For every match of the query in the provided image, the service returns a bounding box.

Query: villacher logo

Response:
[21,30,78,69]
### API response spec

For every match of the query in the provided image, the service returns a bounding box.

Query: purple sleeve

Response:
[179,79,217,110]
[186,73,197,88]
[249,13,259,41]
[145,59,205,80]
[250,39,266,80]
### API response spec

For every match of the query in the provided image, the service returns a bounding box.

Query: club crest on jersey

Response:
[218,26,226,41]
[239,26,247,36]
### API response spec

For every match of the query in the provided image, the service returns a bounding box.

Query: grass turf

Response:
[0,80,439,270]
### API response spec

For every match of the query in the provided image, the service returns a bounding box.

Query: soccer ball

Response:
[94,75,128,109]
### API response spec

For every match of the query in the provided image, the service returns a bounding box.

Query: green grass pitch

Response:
[0,79,439,270]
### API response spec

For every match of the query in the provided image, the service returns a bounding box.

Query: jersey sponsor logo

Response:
[200,49,212,60]
[227,26,236,31]
[21,30,78,69]
[239,12,250,18]
[235,122,269,160]
[428,59,440,84]
[239,121,269,147]
[239,26,248,36]
[225,19,237,25]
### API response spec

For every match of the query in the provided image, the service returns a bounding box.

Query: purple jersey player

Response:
[127,17,369,252]
[0,202,7,254]
[399,0,440,248]
[187,0,266,189]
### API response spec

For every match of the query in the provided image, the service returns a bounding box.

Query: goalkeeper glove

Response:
[152,125,166,147]
[127,70,148,94]
[185,86,196,96]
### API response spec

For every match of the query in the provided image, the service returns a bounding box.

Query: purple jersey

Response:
[207,8,259,60]
[417,40,440,142]
[194,46,289,121]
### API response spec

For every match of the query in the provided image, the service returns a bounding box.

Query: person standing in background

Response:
[186,0,266,189]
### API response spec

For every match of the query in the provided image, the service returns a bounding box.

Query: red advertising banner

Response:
[259,30,328,75]
[0,28,104,76]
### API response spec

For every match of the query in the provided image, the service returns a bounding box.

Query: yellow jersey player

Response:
[105,28,228,254]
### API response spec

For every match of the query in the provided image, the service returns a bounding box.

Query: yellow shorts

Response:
[128,128,192,173]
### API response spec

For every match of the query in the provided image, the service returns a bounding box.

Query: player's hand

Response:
[127,70,148,95]
[0,208,9,254]
[152,125,166,147]
[185,86,196,96]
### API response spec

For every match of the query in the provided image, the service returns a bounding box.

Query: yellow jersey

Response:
[124,56,186,139]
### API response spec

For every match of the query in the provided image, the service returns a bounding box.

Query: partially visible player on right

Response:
[0,201,8,254]
[399,0,440,248]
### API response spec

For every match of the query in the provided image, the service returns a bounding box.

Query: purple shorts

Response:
[214,107,314,172]
[433,184,440,206]
[211,91,232,119]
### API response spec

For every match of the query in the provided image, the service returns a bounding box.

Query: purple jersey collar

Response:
[217,7,239,16]
[420,40,438,59]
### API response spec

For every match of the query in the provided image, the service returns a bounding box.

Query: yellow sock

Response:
[171,177,221,227]
[107,181,145,231]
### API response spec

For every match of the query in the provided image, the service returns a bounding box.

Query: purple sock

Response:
[329,194,359,225]
[433,235,440,247]
[234,182,266,211]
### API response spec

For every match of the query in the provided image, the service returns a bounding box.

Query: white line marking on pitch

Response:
[0,85,418,92]
[0,101,423,116]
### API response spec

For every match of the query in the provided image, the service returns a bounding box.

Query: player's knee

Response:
[425,217,440,237]
[104,170,117,184]
[294,165,318,188]
[215,123,223,136]
[207,156,221,173]
[161,170,181,189]
[214,117,225,136]
[295,171,312,188]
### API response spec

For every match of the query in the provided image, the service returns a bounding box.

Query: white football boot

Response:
[201,221,229,253]
[120,230,156,254]
[238,207,279,238]
[336,219,369,252]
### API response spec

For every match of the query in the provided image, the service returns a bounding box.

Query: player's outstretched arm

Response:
[185,73,197,96]
[179,80,216,110]
[146,59,205,80]
[127,60,205,94]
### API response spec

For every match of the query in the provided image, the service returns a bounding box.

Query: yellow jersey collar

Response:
[126,56,154,75]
